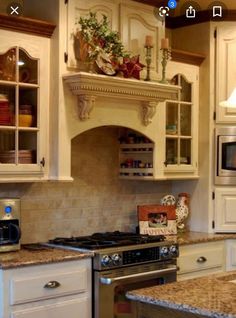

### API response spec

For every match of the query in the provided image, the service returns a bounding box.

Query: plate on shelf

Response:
[160,194,176,206]
[95,52,117,76]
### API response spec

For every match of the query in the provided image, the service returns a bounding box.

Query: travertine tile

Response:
[0,127,173,243]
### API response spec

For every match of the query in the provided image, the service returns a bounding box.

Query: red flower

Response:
[119,55,145,79]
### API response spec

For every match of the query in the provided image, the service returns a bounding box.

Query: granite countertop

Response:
[126,271,236,318]
[167,231,236,246]
[1,231,236,269]
[0,245,94,269]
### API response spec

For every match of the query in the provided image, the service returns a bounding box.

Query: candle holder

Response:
[144,45,153,81]
[159,48,171,84]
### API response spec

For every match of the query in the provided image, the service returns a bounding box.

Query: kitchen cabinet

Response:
[172,21,235,232]
[165,61,199,179]
[216,25,236,123]
[119,1,164,81]
[66,0,163,80]
[0,22,52,182]
[117,61,199,181]
[177,241,225,280]
[67,0,119,70]
[214,188,236,232]
[0,259,92,318]
[226,239,236,271]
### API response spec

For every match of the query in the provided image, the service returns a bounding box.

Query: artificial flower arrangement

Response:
[74,12,144,79]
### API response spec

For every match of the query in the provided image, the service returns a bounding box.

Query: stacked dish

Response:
[0,94,11,126]
[0,150,35,164]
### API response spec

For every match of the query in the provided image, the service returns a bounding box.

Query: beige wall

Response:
[0,127,172,243]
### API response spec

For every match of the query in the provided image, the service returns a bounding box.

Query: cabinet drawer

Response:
[11,298,88,318]
[10,265,88,305]
[177,241,224,275]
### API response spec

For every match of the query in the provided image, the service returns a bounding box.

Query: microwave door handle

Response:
[100,265,177,285]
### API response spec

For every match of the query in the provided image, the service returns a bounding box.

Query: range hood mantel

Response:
[63,72,179,126]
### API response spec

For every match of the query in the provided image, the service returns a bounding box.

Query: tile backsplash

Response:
[0,127,172,243]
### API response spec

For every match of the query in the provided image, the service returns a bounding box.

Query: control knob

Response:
[111,253,122,265]
[101,255,112,267]
[169,245,178,257]
[160,246,169,258]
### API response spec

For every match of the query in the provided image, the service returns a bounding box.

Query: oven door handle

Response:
[100,265,177,285]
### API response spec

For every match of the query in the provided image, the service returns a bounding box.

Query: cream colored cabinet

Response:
[226,239,236,271]
[67,0,119,70]
[165,61,199,179]
[216,25,236,123]
[214,188,236,232]
[177,241,225,281]
[0,259,92,318]
[119,1,164,80]
[0,28,50,182]
[67,0,163,80]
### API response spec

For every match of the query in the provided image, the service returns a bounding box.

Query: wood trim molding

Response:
[0,13,56,38]
[166,10,236,29]
[63,72,179,125]
[171,49,206,66]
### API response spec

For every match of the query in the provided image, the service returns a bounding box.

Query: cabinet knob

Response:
[40,157,45,167]
[44,280,61,289]
[196,256,207,263]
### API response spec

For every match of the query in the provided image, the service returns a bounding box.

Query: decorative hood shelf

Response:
[63,72,179,126]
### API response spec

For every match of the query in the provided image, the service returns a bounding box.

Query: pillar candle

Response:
[145,35,153,47]
[161,38,169,49]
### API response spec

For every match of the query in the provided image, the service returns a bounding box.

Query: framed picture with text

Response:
[138,204,177,235]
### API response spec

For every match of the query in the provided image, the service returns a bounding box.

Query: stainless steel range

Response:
[49,231,178,318]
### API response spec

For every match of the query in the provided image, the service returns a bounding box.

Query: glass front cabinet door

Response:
[165,62,199,179]
[0,41,49,181]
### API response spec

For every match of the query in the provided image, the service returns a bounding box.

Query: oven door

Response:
[218,136,236,177]
[94,262,177,318]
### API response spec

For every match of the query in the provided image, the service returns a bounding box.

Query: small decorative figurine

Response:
[175,193,190,232]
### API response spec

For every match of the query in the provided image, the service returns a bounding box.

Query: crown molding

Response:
[171,49,206,66]
[0,13,56,37]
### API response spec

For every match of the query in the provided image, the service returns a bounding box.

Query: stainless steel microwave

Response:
[215,127,236,185]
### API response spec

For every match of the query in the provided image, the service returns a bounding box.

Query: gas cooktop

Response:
[48,231,165,250]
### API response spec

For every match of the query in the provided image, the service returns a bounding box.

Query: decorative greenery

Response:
[77,12,127,61]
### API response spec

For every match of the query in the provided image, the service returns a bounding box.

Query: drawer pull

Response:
[44,280,61,289]
[196,256,207,263]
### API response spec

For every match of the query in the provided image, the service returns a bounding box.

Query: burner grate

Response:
[49,231,165,250]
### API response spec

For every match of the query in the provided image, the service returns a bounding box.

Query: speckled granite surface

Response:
[167,231,236,246]
[1,232,236,269]
[0,245,93,269]
[127,271,236,318]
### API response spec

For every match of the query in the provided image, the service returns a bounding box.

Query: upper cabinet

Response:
[119,2,164,80]
[216,25,236,123]
[66,0,163,79]
[67,0,120,70]
[0,18,54,182]
[164,61,199,179]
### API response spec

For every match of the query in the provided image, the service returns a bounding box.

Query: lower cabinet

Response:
[177,241,225,280]
[214,188,236,232]
[0,259,92,318]
[226,239,236,271]
[11,299,88,318]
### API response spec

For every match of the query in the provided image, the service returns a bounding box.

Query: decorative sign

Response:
[138,204,177,235]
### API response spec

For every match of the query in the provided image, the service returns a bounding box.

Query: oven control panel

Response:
[99,244,178,269]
